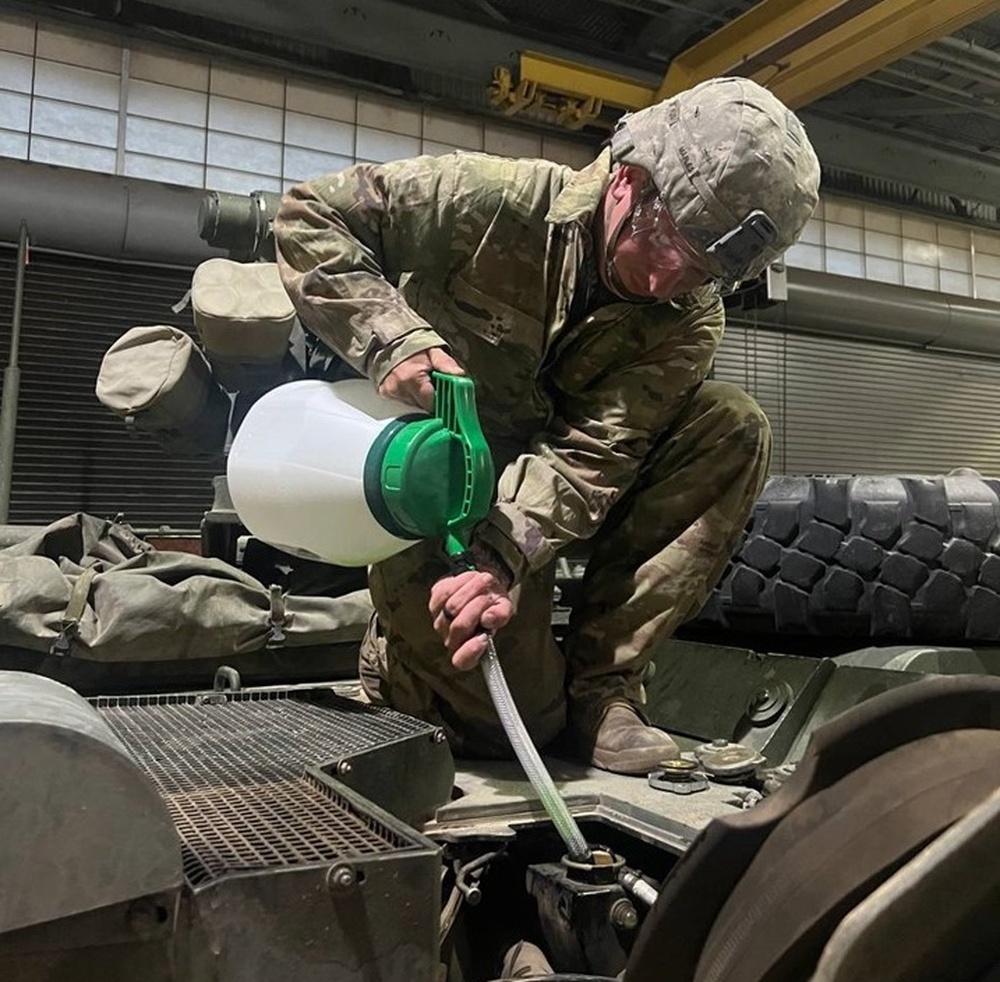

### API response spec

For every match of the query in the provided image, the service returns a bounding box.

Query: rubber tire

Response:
[693,472,1000,642]
[693,727,1000,982]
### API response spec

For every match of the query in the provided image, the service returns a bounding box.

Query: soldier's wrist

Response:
[469,540,513,591]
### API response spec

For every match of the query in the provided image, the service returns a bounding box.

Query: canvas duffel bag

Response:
[0,513,372,663]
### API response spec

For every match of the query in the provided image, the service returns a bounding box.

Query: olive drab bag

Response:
[0,513,372,662]
[191,258,298,392]
[95,324,231,456]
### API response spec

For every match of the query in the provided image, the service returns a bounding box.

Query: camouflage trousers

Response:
[359,379,771,757]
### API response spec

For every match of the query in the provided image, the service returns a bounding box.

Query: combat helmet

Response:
[610,76,820,288]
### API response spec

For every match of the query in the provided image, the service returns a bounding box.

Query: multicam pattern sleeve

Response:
[475,295,725,584]
[273,161,453,385]
[273,152,726,585]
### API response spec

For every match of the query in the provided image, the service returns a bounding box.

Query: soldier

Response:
[274,76,820,773]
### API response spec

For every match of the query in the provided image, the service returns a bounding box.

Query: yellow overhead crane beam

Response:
[488,0,1000,128]
[657,0,1000,107]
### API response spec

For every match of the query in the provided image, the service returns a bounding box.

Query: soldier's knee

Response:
[695,380,772,454]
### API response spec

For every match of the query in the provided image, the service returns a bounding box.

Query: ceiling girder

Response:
[905,50,1000,89]
[820,95,969,118]
[868,69,1000,124]
[654,0,1000,107]
[596,0,731,27]
[802,110,1000,203]
[488,51,657,124]
[495,0,1000,126]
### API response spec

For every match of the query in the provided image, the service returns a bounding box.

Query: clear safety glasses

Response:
[628,191,712,278]
[629,189,781,293]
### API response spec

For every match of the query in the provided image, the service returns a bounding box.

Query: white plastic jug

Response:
[227,379,422,566]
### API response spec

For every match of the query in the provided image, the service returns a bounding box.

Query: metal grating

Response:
[168,775,403,885]
[97,690,431,792]
[96,690,431,885]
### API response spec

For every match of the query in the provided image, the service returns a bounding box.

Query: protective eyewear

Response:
[629,192,711,277]
[630,191,780,292]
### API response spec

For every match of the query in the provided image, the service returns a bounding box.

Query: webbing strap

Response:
[50,565,98,656]
[266,584,288,648]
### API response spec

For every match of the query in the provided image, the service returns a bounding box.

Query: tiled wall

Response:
[785,197,1000,302]
[0,12,595,195]
[4,10,1000,303]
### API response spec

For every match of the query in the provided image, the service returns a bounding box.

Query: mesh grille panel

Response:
[168,775,404,885]
[96,690,432,885]
[98,690,428,794]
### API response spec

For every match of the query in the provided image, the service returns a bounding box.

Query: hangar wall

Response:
[1,10,1000,528]
[5,8,1000,298]
[0,11,594,198]
[717,324,1000,476]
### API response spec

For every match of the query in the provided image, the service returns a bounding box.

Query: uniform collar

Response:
[546,148,612,226]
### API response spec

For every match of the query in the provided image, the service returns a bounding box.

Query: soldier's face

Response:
[600,166,711,301]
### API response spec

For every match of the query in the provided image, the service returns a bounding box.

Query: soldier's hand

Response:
[429,568,514,671]
[379,347,464,411]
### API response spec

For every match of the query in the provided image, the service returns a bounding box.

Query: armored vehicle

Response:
[1,190,999,982]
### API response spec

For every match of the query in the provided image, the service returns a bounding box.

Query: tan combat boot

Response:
[586,702,679,775]
[499,940,554,978]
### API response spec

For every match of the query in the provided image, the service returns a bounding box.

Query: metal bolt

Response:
[337,760,352,775]
[610,897,638,931]
[432,728,447,744]
[746,681,790,726]
[328,864,357,890]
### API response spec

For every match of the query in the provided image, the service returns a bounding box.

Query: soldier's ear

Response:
[608,164,652,202]
[607,166,630,202]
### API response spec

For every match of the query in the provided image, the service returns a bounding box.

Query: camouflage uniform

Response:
[274,148,771,756]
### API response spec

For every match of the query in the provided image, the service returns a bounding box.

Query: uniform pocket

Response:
[448,272,545,356]
[401,272,552,442]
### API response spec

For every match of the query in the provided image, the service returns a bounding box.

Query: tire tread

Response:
[697,474,1000,641]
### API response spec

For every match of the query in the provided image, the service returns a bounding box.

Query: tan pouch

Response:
[95,324,230,456]
[191,258,296,392]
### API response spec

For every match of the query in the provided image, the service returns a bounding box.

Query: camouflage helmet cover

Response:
[611,76,821,283]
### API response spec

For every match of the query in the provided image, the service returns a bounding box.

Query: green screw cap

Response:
[364,374,494,556]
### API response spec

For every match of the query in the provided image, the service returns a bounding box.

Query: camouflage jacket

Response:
[274,149,725,584]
